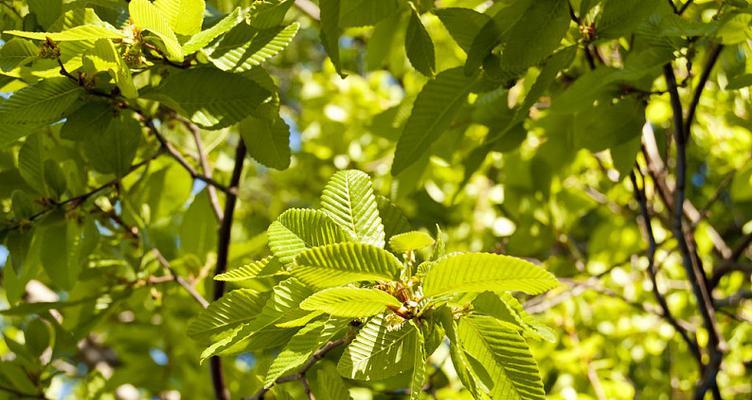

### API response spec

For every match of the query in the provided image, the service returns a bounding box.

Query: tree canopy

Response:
[0,0,751,399]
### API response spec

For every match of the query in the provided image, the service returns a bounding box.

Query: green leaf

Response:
[300,287,401,318]
[28,0,63,29]
[389,231,435,254]
[434,8,490,54]
[338,0,400,27]
[321,169,385,247]
[144,67,270,130]
[376,195,412,242]
[4,25,125,41]
[207,22,299,73]
[437,308,485,398]
[310,361,353,400]
[392,67,476,175]
[465,0,533,75]
[409,324,427,400]
[182,8,242,54]
[11,190,37,220]
[249,0,295,29]
[18,132,50,197]
[40,217,98,290]
[337,313,417,380]
[179,190,218,259]
[423,253,558,298]
[24,318,50,357]
[0,38,38,71]
[155,0,205,36]
[573,97,646,152]
[60,101,114,141]
[497,0,569,76]
[214,257,283,282]
[596,0,662,40]
[82,38,137,98]
[187,289,268,340]
[319,0,344,76]
[129,0,183,61]
[473,292,556,343]
[264,318,344,386]
[405,9,435,77]
[0,78,82,145]
[239,114,291,170]
[268,208,352,266]
[458,315,545,400]
[200,278,312,360]
[43,159,67,199]
[366,12,401,71]
[292,243,402,288]
[83,111,141,177]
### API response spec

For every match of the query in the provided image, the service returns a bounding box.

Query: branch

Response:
[684,44,723,140]
[210,139,247,400]
[185,119,223,221]
[714,289,752,308]
[248,337,352,400]
[630,171,702,364]
[730,232,752,262]
[709,262,752,288]
[678,0,695,15]
[294,0,320,21]
[664,63,725,399]
[153,249,209,308]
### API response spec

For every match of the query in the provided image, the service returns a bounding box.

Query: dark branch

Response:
[684,44,723,140]
[678,0,695,15]
[210,139,247,400]
[630,170,702,363]
[153,249,209,308]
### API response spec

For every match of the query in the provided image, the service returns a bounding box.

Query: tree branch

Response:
[684,44,723,140]
[630,171,702,364]
[678,0,695,15]
[210,139,247,400]
[664,63,724,400]
[185,120,223,221]
[153,249,209,308]
[248,336,352,400]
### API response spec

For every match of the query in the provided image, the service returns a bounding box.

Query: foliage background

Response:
[0,0,751,399]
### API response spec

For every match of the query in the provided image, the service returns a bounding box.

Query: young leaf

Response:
[458,315,546,400]
[129,0,184,61]
[392,68,476,175]
[0,38,38,71]
[4,25,125,41]
[389,231,435,254]
[376,195,412,242]
[239,114,291,170]
[18,133,50,197]
[320,169,385,247]
[310,361,353,400]
[144,67,270,129]
[154,0,205,36]
[264,318,344,386]
[82,38,137,98]
[179,190,218,259]
[182,8,242,54]
[300,287,401,318]
[267,208,352,266]
[214,257,283,282]
[249,0,295,29]
[292,243,402,287]
[337,314,417,380]
[423,253,558,297]
[207,22,300,73]
[405,9,435,77]
[409,324,427,400]
[473,292,556,343]
[187,289,268,340]
[437,308,485,398]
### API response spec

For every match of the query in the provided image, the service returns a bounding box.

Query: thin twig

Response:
[684,44,723,140]
[210,140,247,400]
[153,249,209,308]
[630,170,702,364]
[186,120,223,221]
[678,0,695,15]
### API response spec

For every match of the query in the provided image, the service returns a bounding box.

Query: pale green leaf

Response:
[129,0,183,61]
[458,315,545,400]
[82,38,137,98]
[249,0,295,29]
[187,289,268,340]
[208,22,299,73]
[292,243,402,288]
[389,231,435,254]
[267,208,352,266]
[337,313,417,380]
[437,308,485,398]
[310,361,353,400]
[300,287,401,318]
[144,67,270,129]
[423,253,558,298]
[18,133,50,197]
[182,8,242,54]
[409,324,427,400]
[179,190,217,259]
[392,68,476,175]
[473,292,556,343]
[214,257,284,282]
[155,0,205,36]
[264,318,344,386]
[321,169,385,247]
[4,25,125,41]
[0,38,38,72]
